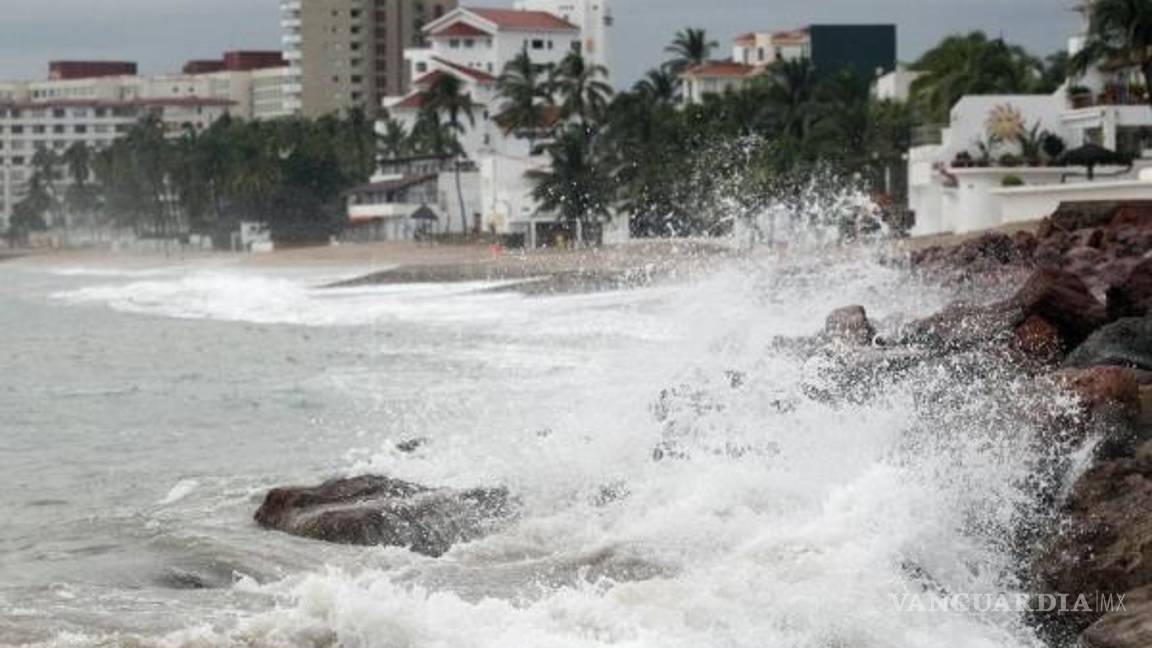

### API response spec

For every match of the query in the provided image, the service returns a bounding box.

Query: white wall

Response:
[997,179,1152,225]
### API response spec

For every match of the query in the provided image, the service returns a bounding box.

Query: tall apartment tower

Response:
[514,0,613,77]
[281,0,457,117]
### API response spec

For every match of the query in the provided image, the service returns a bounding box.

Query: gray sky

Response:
[0,0,1079,88]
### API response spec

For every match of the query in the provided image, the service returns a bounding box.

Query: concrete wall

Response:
[997,180,1152,225]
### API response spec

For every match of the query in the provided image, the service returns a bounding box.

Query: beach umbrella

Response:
[410,205,439,221]
[1057,143,1131,180]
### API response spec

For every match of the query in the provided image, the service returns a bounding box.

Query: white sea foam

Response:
[28,248,1081,648]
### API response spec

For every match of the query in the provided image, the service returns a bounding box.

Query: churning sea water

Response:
[0,251,1078,648]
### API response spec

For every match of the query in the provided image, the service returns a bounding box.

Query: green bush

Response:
[1001,174,1026,187]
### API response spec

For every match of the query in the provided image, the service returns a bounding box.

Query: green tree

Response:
[910,32,1043,124]
[423,74,476,234]
[552,52,613,125]
[665,28,719,73]
[1071,0,1152,110]
[527,124,613,243]
[61,142,99,227]
[633,68,681,106]
[495,46,554,148]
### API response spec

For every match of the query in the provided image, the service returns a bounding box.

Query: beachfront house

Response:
[363,2,617,247]
[907,3,1152,236]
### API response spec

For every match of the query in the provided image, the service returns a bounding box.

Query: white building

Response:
[515,0,613,77]
[732,29,810,67]
[362,3,614,246]
[907,4,1152,236]
[0,56,290,227]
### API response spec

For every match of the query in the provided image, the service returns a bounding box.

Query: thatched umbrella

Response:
[410,205,439,222]
[1057,143,1132,180]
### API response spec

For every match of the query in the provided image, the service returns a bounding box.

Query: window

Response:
[11,156,24,165]
[547,40,554,50]
[449,38,460,48]
[74,125,87,134]
[94,108,106,118]
[351,75,363,84]
[11,125,23,134]
[53,125,65,134]
[415,62,428,73]
[464,38,474,48]
[52,108,65,118]
[32,125,45,134]
[531,39,545,49]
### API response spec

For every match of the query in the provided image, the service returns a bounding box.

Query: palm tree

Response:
[761,58,820,152]
[378,115,411,159]
[633,68,681,106]
[526,124,612,244]
[29,148,63,227]
[910,32,1043,124]
[552,52,613,126]
[61,142,98,228]
[424,74,476,234]
[1071,0,1152,110]
[665,28,718,73]
[495,46,553,148]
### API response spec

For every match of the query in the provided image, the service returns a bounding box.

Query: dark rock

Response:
[824,305,876,345]
[1035,449,1152,632]
[1107,259,1152,319]
[395,438,428,453]
[899,299,1023,351]
[1013,231,1039,258]
[254,475,513,557]
[1014,315,1063,363]
[1057,366,1142,425]
[1082,585,1152,648]
[1013,268,1108,348]
[1066,317,1152,372]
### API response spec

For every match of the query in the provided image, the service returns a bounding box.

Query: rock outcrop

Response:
[1065,317,1152,373]
[255,475,514,557]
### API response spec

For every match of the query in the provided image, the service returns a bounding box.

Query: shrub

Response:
[999,153,1022,167]
[1042,133,1067,161]
[1001,174,1025,187]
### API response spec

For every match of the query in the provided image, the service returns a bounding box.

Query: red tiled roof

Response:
[431,21,493,37]
[734,32,757,45]
[432,57,496,82]
[466,8,578,31]
[772,28,809,42]
[391,92,428,110]
[681,61,761,78]
[414,70,450,87]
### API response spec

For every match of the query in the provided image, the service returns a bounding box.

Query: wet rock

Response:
[1057,367,1142,425]
[1035,449,1152,632]
[1066,317,1152,372]
[824,305,876,346]
[254,475,513,557]
[1014,315,1063,363]
[1013,268,1108,348]
[395,438,428,453]
[1107,259,1152,319]
[1081,585,1152,648]
[899,299,1023,351]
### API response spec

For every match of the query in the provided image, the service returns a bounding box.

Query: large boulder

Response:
[1107,260,1152,320]
[824,305,876,346]
[1066,317,1152,373]
[254,475,513,557]
[1034,448,1152,630]
[1012,268,1108,349]
[1082,585,1152,648]
[899,299,1023,351]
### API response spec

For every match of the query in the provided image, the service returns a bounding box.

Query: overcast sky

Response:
[0,0,1079,88]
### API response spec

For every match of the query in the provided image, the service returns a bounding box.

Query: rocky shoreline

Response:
[904,201,1151,647]
[252,202,1148,645]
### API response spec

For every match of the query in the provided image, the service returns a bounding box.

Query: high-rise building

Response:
[280,0,458,118]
